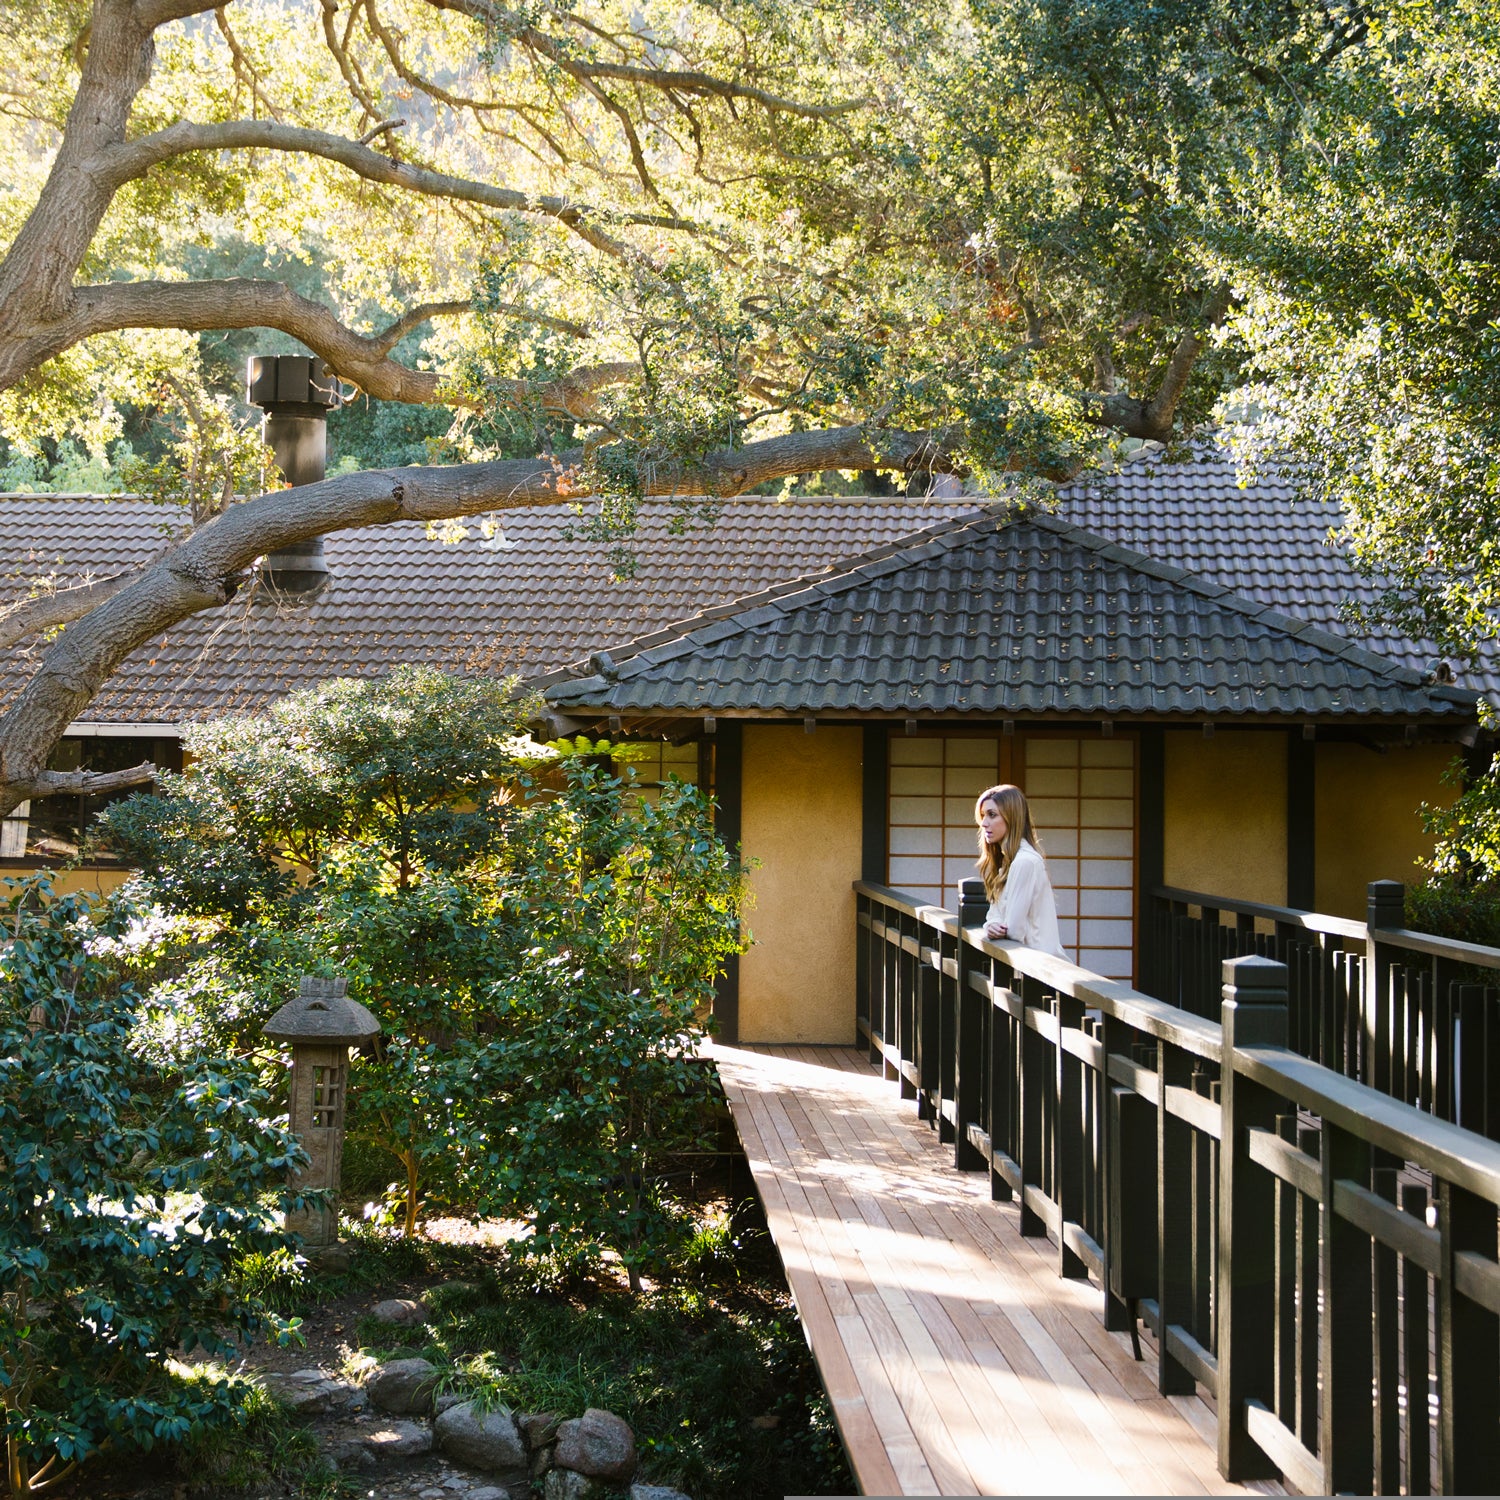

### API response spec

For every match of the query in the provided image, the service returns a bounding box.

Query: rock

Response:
[370,1297,427,1326]
[366,1356,441,1415]
[544,1471,609,1500]
[433,1400,529,1488]
[468,1489,510,1500]
[434,1392,463,1415]
[750,1412,780,1430]
[260,1368,365,1417]
[553,1408,636,1483]
[530,1445,555,1479]
[323,1417,432,1467]
[630,1487,695,1500]
[518,1410,563,1449]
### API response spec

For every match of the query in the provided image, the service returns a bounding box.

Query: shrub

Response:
[101,669,747,1268]
[0,877,304,1497]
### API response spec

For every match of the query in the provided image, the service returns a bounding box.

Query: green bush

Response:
[101,668,747,1269]
[0,877,304,1497]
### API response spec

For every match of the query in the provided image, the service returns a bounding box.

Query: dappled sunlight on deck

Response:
[712,1042,1285,1497]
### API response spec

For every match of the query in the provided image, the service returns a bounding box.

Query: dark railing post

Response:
[1365,880,1404,1094]
[1217,954,1288,1481]
[1438,1181,1500,1493]
[954,879,989,1170]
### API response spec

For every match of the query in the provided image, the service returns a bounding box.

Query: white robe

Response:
[985,840,1068,960]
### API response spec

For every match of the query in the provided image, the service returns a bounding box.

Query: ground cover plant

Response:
[270,1194,852,1500]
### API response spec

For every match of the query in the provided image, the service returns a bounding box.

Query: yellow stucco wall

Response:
[1163,730,1288,905]
[1315,742,1457,918]
[738,724,864,1043]
[1,866,131,898]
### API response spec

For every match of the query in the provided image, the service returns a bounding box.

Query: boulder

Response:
[365,1356,441,1415]
[260,1368,366,1417]
[630,1487,694,1500]
[518,1410,563,1449]
[433,1400,529,1488]
[554,1408,636,1483]
[324,1417,432,1468]
[369,1297,426,1326]
[544,1470,609,1500]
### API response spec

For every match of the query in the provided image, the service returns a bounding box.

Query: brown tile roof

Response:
[1053,447,1498,695]
[0,493,974,724]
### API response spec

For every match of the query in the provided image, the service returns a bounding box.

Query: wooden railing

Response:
[855,878,1500,1493]
[1148,882,1500,1138]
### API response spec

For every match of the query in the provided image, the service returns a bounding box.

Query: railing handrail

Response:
[854,876,1500,1493]
[1155,880,1500,971]
[859,878,1500,1193]
[1154,882,1368,940]
[1239,1044,1500,1204]
[860,879,1228,1061]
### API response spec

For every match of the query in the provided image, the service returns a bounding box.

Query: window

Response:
[886,732,1137,981]
[0,735,182,865]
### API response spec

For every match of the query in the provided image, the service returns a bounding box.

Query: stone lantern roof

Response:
[265,976,380,1045]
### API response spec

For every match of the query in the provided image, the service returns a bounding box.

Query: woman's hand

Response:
[984,920,1008,939]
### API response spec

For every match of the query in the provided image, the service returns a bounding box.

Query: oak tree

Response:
[1,0,1494,815]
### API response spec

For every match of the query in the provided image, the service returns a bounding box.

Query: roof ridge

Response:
[526,503,1011,690]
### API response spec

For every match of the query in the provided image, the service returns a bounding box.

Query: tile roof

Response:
[1053,447,1499,696]
[539,508,1476,723]
[0,492,973,724]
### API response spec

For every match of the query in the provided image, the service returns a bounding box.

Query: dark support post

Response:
[1286,731,1315,911]
[861,726,888,883]
[1365,880,1405,1094]
[1106,1037,1156,1336]
[1157,1039,1198,1395]
[1217,954,1288,1481]
[1137,729,1165,994]
[1057,989,1088,1277]
[1321,1122,1374,1494]
[712,723,743,1045]
[1438,1181,1500,1494]
[954,879,988,1170]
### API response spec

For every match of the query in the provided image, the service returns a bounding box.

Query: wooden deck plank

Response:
[718,1043,1284,1496]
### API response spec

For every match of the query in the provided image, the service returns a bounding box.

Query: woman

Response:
[975,783,1068,960]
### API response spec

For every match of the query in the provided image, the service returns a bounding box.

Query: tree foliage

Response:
[0,876,303,1498]
[0,0,1495,811]
[103,667,747,1267]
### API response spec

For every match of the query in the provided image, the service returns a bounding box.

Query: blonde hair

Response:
[974,784,1042,902]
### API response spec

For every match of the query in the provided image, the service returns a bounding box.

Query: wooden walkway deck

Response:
[714,1042,1287,1497]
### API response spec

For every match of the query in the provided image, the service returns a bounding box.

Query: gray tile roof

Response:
[1053,447,1499,695]
[539,508,1476,723]
[0,493,973,724]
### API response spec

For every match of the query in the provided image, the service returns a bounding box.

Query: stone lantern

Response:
[265,975,380,1257]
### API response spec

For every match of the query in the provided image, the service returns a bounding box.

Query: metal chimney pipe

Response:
[246,354,340,595]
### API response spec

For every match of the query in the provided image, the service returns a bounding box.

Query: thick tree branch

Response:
[0,421,963,814]
[1082,286,1232,441]
[105,119,696,256]
[13,762,158,799]
[0,568,152,652]
[368,300,472,356]
[132,0,214,28]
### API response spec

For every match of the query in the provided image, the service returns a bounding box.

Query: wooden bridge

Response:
[710,880,1500,1496]
[716,1041,1282,1495]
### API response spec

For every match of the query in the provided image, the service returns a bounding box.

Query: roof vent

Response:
[247,354,340,598]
